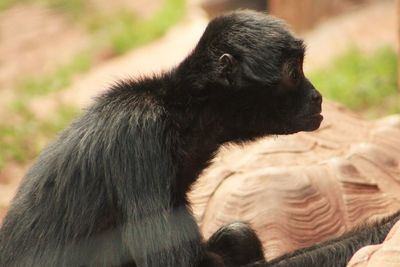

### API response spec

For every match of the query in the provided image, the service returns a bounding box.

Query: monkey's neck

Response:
[154,76,222,201]
[179,139,220,191]
[171,113,221,200]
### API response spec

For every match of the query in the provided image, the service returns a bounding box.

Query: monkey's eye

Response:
[281,59,303,90]
[289,69,303,86]
[290,70,300,82]
[289,60,303,85]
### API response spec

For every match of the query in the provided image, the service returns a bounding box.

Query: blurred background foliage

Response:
[308,47,398,118]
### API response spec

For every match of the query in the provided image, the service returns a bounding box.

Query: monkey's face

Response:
[269,57,323,135]
[217,78,323,143]
[213,43,323,141]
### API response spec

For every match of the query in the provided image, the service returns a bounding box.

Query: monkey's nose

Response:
[312,91,322,105]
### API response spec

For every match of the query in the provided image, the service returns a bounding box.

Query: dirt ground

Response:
[0,0,397,219]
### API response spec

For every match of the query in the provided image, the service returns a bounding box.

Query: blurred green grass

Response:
[88,0,186,55]
[0,105,79,170]
[18,52,92,97]
[18,0,185,96]
[308,47,399,117]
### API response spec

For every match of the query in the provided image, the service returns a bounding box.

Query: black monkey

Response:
[0,11,323,267]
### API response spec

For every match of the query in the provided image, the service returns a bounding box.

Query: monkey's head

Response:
[177,10,323,142]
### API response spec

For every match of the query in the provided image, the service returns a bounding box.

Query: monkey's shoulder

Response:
[91,77,169,123]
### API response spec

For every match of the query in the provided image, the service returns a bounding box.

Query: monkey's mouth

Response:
[296,112,323,132]
[310,113,323,122]
[298,112,323,122]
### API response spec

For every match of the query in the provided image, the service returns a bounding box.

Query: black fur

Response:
[264,211,400,267]
[0,11,322,267]
[207,222,265,266]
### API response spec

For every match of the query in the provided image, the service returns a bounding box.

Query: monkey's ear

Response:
[218,53,239,86]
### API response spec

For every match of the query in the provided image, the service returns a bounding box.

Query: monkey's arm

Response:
[246,211,400,267]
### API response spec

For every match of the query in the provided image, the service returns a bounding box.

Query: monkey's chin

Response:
[301,114,323,132]
[286,113,323,134]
